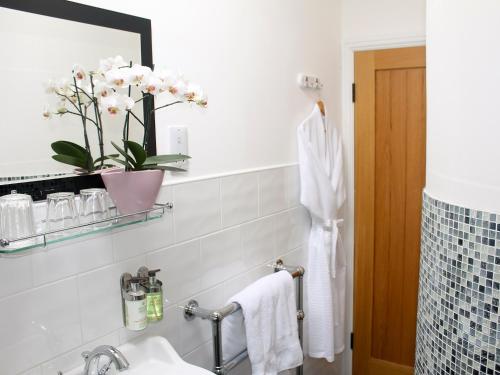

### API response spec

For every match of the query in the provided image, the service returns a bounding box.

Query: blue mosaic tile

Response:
[416,193,500,375]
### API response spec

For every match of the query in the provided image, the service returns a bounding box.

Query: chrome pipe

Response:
[212,318,224,374]
[273,260,305,375]
[295,271,305,375]
[184,300,240,321]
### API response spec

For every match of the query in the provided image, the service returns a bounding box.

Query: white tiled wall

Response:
[0,165,310,375]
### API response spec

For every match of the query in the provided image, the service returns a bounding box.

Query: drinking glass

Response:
[0,191,36,247]
[79,188,111,229]
[46,192,79,235]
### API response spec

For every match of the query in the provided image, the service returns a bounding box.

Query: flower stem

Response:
[143,94,152,149]
[73,77,92,170]
[143,100,183,150]
[90,76,105,168]
[152,100,183,112]
[123,64,132,171]
[71,84,93,101]
[128,110,145,127]
[56,92,82,114]
[61,110,98,127]
[83,107,91,168]
[123,113,131,171]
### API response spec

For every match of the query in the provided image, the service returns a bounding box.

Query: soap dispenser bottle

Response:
[125,277,147,331]
[145,269,163,322]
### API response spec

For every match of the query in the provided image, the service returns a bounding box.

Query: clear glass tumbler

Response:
[79,188,111,229]
[46,192,79,235]
[0,191,36,248]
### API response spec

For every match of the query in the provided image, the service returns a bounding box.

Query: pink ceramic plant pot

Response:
[101,169,165,215]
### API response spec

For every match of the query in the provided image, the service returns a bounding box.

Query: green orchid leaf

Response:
[94,154,120,165]
[111,141,137,168]
[124,141,147,166]
[143,154,191,165]
[51,141,88,158]
[107,156,128,167]
[141,165,187,172]
[87,155,94,170]
[52,154,89,170]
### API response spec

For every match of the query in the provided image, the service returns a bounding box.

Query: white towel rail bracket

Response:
[183,259,305,375]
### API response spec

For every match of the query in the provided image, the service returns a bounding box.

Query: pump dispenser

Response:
[124,277,147,331]
[145,269,163,322]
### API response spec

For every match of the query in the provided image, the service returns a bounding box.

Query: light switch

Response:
[168,126,189,170]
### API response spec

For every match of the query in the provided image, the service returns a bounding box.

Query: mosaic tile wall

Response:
[416,192,500,375]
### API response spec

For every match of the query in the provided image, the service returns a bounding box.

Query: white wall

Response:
[342,0,425,44]
[74,0,343,181]
[425,0,500,213]
[339,1,426,374]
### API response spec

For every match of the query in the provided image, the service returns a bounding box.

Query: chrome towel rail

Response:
[183,259,305,375]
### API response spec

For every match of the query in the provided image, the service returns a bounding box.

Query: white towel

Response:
[222,271,303,375]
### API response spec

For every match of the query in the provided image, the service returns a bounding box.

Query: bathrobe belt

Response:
[322,218,343,279]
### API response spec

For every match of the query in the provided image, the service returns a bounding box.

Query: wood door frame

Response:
[352,46,426,375]
[339,37,424,375]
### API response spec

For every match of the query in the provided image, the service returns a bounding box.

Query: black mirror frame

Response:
[0,0,155,200]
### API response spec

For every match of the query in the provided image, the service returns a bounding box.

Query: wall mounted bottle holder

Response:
[0,202,173,255]
[121,266,165,329]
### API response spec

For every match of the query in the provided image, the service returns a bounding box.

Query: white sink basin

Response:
[66,336,213,375]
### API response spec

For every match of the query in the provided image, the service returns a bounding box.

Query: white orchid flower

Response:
[84,83,93,95]
[42,105,52,119]
[69,91,91,105]
[112,55,127,68]
[44,79,57,94]
[55,99,68,114]
[140,74,164,95]
[99,58,111,70]
[105,68,130,89]
[55,78,73,97]
[129,64,152,86]
[195,93,208,107]
[100,94,134,115]
[155,69,181,94]
[98,58,113,75]
[100,94,120,115]
[155,69,176,85]
[170,79,187,98]
[98,55,128,73]
[93,80,113,98]
[184,83,207,107]
[184,83,203,101]
[123,95,135,110]
[72,64,86,81]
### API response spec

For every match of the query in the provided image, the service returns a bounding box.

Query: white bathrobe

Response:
[297,104,346,362]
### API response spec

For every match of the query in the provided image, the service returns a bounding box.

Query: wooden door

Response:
[353,46,426,375]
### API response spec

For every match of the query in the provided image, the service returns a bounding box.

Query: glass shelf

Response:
[0,202,173,255]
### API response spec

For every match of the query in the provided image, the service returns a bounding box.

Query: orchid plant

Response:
[44,55,207,173]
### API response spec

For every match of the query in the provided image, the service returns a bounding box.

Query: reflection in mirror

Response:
[0,6,143,182]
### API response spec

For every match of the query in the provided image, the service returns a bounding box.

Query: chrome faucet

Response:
[81,345,129,375]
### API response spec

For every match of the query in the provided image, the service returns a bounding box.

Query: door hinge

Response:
[350,332,354,350]
[352,83,356,103]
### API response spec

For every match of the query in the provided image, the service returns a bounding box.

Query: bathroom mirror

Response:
[0,0,155,189]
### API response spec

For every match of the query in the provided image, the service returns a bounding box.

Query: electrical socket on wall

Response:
[168,126,189,170]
